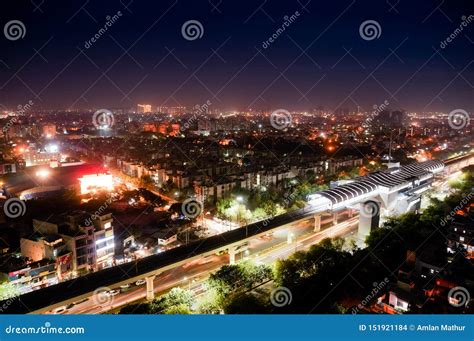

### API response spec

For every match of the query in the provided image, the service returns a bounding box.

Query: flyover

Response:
[0,155,472,314]
[307,159,445,238]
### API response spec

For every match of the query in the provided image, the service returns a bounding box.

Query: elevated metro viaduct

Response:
[1,155,472,314]
[307,159,445,239]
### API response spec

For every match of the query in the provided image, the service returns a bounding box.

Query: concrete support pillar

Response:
[332,212,338,226]
[411,198,422,214]
[348,209,353,218]
[287,232,294,244]
[145,276,156,301]
[358,201,380,240]
[229,247,236,265]
[314,215,321,232]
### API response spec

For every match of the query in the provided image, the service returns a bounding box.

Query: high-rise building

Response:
[42,124,57,138]
[32,211,115,273]
[137,104,152,113]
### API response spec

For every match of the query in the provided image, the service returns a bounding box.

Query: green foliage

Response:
[152,287,193,314]
[196,286,222,314]
[163,304,192,314]
[0,282,19,300]
[203,261,273,311]
[224,292,269,314]
[274,238,348,287]
[119,287,193,315]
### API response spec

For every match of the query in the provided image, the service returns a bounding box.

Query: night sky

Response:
[0,0,473,112]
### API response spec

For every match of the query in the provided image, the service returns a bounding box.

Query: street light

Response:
[36,169,50,178]
[236,196,243,203]
[183,276,191,290]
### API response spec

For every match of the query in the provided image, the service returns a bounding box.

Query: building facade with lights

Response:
[32,211,115,274]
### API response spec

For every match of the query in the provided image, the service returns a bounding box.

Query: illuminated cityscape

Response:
[0,0,472,322]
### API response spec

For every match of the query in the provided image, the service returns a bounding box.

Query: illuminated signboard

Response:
[78,173,113,194]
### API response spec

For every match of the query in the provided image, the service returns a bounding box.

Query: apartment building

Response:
[32,211,115,274]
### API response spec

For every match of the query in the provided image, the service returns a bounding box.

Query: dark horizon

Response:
[0,0,473,113]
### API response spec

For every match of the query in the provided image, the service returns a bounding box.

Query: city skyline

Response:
[0,0,473,322]
[0,1,473,112]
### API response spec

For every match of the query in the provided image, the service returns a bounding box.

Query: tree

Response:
[0,282,19,300]
[163,304,192,314]
[152,287,193,314]
[205,261,273,310]
[197,286,222,314]
[224,292,269,314]
[251,207,268,222]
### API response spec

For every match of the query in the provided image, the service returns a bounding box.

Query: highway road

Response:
[61,215,358,314]
[7,154,472,314]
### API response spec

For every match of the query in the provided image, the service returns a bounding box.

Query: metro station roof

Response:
[318,181,377,204]
[317,160,444,205]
